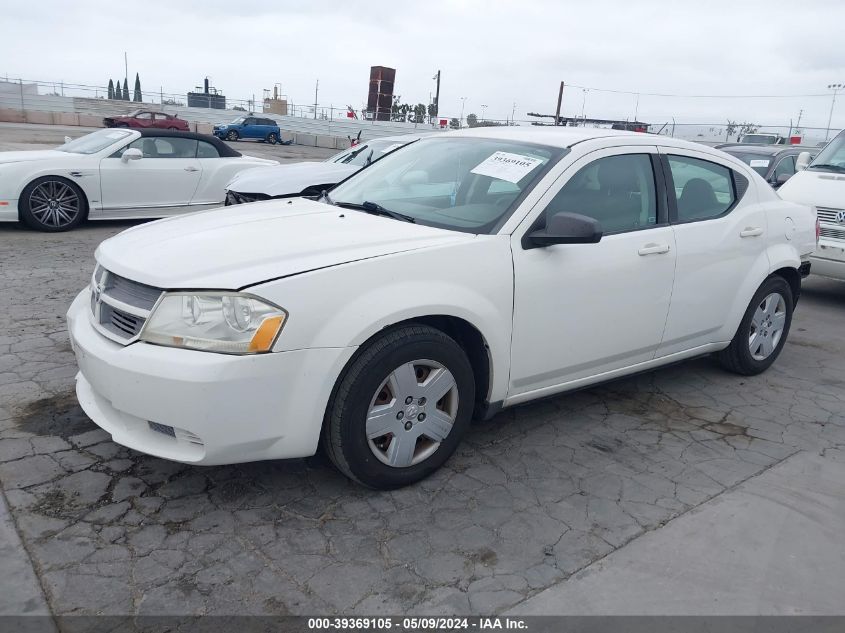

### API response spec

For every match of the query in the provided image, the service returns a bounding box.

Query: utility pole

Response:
[432,70,441,125]
[124,52,128,92]
[580,89,588,123]
[825,83,843,141]
[634,93,640,122]
[511,102,516,125]
[314,79,319,120]
[554,81,564,125]
[459,96,467,128]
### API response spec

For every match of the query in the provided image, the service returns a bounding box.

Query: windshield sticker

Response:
[749,159,770,168]
[106,131,128,139]
[471,151,544,183]
[380,143,404,153]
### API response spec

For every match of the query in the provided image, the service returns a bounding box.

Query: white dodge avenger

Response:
[67,128,817,489]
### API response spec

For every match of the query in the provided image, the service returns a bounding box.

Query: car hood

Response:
[0,150,76,165]
[95,198,474,289]
[226,162,359,196]
[779,170,845,209]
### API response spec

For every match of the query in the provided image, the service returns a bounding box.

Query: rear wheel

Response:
[266,132,278,145]
[168,126,178,131]
[323,324,474,489]
[717,276,793,375]
[226,130,239,141]
[19,176,87,232]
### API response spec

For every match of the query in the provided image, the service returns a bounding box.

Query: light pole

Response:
[581,89,588,124]
[459,96,467,128]
[480,104,488,122]
[511,102,516,125]
[826,83,843,141]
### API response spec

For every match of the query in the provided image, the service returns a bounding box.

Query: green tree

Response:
[466,113,478,127]
[115,80,122,100]
[413,103,427,123]
[133,73,142,102]
[122,79,130,100]
[428,102,437,121]
[107,79,114,100]
[449,118,460,129]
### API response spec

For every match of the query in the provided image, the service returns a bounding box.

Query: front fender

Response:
[250,237,515,403]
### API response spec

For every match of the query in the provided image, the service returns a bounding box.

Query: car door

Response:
[152,113,171,129]
[132,112,154,129]
[509,147,676,397]
[655,148,767,357]
[241,117,259,139]
[99,136,203,210]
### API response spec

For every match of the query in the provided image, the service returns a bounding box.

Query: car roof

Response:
[720,144,814,157]
[137,129,241,157]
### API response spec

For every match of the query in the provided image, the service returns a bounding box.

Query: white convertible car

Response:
[0,128,277,231]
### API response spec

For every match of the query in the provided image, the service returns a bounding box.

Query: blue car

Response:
[213,116,282,144]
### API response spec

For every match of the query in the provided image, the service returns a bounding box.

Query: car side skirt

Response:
[504,342,727,408]
[91,202,221,220]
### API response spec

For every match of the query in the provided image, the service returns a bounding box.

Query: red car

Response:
[103,109,190,131]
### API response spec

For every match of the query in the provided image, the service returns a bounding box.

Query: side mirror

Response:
[121,148,143,163]
[775,173,791,186]
[523,212,603,249]
[795,151,812,171]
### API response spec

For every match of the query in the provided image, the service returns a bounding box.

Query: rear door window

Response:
[666,155,735,222]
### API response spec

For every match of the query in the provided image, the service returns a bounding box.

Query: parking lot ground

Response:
[1,125,845,615]
[509,449,845,615]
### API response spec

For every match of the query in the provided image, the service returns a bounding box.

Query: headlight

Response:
[139,292,287,354]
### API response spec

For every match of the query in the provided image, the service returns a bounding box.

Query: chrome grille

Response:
[820,226,845,241]
[816,207,845,225]
[90,266,163,344]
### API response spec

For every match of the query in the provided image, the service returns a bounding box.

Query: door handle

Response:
[184,166,199,172]
[638,243,670,256]
[740,227,763,238]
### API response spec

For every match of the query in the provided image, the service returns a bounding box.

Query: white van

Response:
[779,130,845,280]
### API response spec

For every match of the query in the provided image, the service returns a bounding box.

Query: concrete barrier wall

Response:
[295,133,317,147]
[315,135,337,149]
[0,108,26,123]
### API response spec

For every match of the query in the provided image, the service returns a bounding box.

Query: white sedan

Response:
[67,127,816,489]
[224,134,423,204]
[0,128,277,231]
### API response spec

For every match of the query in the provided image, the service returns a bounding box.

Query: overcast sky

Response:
[3,0,845,131]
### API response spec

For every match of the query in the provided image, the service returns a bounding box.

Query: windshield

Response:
[328,137,564,234]
[231,117,245,125]
[724,151,771,176]
[57,129,133,155]
[741,134,778,144]
[809,132,845,172]
[328,139,412,167]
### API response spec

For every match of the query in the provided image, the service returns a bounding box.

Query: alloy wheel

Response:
[28,181,81,229]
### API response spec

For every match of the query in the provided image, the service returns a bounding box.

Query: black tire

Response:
[717,275,794,376]
[116,123,129,128]
[168,126,178,131]
[19,176,87,232]
[226,130,239,141]
[323,324,475,489]
[266,133,278,145]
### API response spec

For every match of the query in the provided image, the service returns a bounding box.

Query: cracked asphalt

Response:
[1,129,845,615]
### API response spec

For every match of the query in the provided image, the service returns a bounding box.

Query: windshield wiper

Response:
[320,189,334,205]
[808,163,845,173]
[334,200,416,223]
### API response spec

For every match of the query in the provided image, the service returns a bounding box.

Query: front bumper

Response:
[67,289,354,465]
[810,240,845,281]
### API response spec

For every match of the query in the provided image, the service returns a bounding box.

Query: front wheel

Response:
[19,176,87,232]
[226,130,239,141]
[717,276,793,375]
[323,324,475,489]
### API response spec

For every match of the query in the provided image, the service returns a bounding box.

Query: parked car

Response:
[224,134,423,204]
[103,109,189,131]
[213,116,282,144]
[0,128,277,231]
[67,127,816,489]
[778,129,845,280]
[720,145,817,188]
